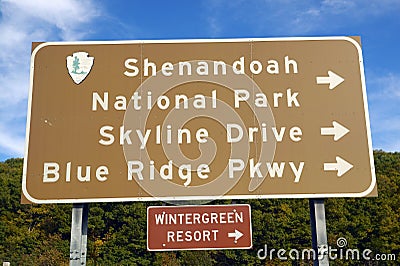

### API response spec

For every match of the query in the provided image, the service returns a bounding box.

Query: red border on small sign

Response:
[147,204,252,251]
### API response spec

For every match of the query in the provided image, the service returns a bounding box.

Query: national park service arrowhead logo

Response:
[66,52,94,84]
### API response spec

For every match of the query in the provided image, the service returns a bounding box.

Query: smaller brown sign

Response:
[147,204,252,251]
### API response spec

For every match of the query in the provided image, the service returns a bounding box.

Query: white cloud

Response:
[0,0,103,159]
[207,17,221,37]
[204,0,400,35]
[0,128,25,155]
[3,0,100,40]
[321,0,356,14]
[368,73,400,99]
[367,72,400,152]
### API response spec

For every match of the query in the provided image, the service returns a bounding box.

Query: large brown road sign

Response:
[22,37,376,203]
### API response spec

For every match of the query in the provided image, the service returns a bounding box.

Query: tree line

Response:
[0,150,399,265]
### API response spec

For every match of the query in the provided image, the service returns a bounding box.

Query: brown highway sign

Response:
[22,37,376,203]
[147,204,252,251]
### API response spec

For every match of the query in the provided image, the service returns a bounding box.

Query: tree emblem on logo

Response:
[66,52,94,84]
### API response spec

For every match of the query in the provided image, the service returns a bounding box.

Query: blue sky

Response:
[0,0,399,161]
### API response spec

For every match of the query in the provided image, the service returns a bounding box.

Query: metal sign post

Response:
[309,199,329,265]
[70,203,89,266]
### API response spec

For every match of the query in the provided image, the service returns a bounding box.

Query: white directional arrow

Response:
[316,70,344,90]
[324,156,353,177]
[228,229,243,243]
[321,121,350,141]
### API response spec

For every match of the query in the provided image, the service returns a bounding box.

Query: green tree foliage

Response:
[0,151,399,265]
[0,158,70,265]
